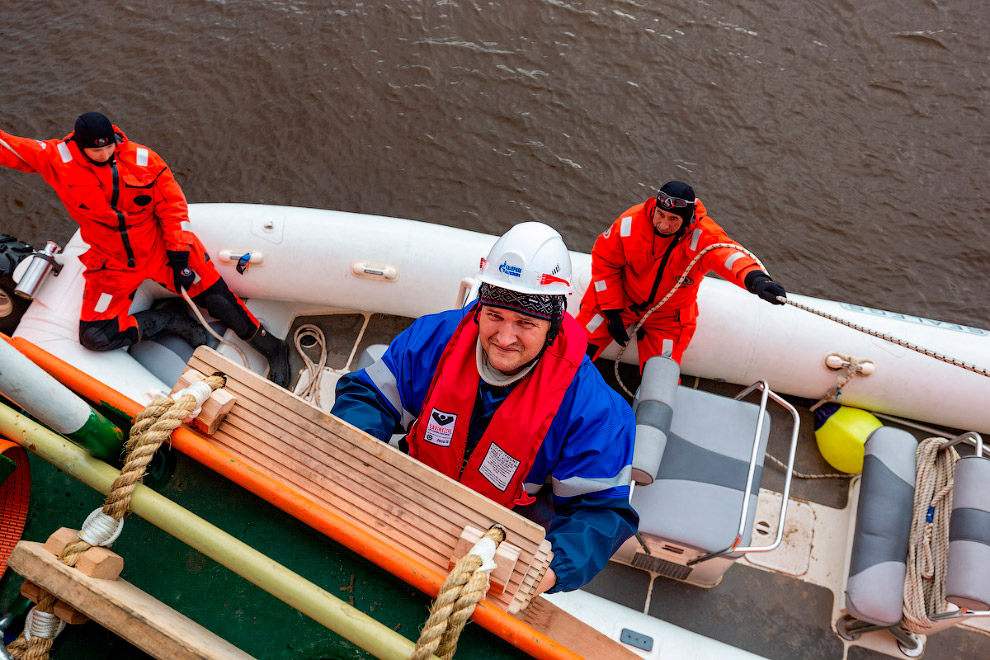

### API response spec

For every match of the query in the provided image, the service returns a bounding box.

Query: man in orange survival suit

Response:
[576,181,786,370]
[0,112,290,387]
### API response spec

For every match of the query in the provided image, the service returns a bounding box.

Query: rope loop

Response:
[78,508,124,548]
[22,609,65,643]
[294,324,329,406]
[412,526,507,660]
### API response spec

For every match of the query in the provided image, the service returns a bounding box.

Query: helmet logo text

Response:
[498,261,523,278]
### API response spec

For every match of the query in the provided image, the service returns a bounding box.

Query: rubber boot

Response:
[248,325,291,389]
[134,298,210,348]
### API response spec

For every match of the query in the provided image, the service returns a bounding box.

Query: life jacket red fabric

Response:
[406,308,587,507]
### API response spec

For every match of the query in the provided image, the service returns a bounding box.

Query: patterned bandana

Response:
[478,283,563,321]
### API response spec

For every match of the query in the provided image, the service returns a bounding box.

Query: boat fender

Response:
[813,403,883,474]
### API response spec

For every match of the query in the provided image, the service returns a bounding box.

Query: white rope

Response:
[23,609,65,642]
[809,353,874,412]
[613,243,764,397]
[178,288,250,367]
[171,380,212,421]
[294,324,329,406]
[902,437,958,634]
[78,507,125,547]
[783,298,990,378]
[610,243,989,398]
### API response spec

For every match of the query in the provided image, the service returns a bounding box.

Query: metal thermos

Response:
[13,241,61,300]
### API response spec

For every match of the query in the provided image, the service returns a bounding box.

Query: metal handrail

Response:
[937,431,986,458]
[687,380,800,566]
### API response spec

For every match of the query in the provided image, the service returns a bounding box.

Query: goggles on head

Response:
[656,190,695,210]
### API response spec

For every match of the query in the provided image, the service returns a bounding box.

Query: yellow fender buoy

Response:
[813,403,883,474]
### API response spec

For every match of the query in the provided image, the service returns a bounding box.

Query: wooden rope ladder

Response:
[6,374,226,660]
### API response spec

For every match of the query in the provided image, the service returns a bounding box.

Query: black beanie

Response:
[73,112,115,149]
[656,181,696,226]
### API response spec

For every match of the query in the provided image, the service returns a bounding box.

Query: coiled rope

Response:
[412,526,506,660]
[6,374,226,660]
[293,314,373,406]
[902,437,958,634]
[294,324,329,406]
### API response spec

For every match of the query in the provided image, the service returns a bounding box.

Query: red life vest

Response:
[406,309,587,507]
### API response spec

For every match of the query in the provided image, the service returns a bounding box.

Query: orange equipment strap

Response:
[0,438,31,577]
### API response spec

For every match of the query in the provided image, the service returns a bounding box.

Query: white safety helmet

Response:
[478,222,572,296]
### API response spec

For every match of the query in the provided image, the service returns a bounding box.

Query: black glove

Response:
[604,309,630,346]
[166,250,196,292]
[745,271,786,305]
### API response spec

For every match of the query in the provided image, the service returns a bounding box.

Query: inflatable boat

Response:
[10,203,990,433]
[1,203,988,660]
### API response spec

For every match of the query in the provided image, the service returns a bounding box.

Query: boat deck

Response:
[591,362,990,660]
[1,309,988,659]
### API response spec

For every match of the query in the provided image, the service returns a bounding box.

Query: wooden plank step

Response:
[517,597,645,660]
[180,348,552,613]
[9,541,256,660]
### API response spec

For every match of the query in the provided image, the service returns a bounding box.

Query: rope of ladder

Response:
[412,526,506,660]
[6,374,226,660]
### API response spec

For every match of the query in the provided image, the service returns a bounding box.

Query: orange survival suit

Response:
[0,125,261,350]
[575,197,761,369]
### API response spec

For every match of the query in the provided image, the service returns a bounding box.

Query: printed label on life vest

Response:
[424,408,457,447]
[478,443,521,492]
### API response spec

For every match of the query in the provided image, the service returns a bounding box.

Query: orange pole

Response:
[7,336,581,660]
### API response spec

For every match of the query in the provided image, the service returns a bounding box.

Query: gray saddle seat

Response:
[844,426,917,627]
[630,356,772,556]
[946,452,990,611]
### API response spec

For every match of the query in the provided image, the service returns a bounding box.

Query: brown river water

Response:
[2,0,988,329]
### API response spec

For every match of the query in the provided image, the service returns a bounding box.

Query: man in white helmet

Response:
[331,222,638,594]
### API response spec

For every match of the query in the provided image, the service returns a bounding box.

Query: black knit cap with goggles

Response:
[655,181,696,226]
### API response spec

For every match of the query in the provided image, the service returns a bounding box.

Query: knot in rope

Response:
[7,373,227,660]
[902,437,958,634]
[809,353,874,412]
[412,526,507,660]
[22,611,64,643]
